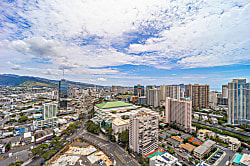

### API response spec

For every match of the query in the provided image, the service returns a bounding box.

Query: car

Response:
[214,155,219,158]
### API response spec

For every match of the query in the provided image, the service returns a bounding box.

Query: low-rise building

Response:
[239,153,250,166]
[179,143,197,154]
[193,140,216,159]
[149,152,181,166]
[197,129,216,141]
[217,135,241,152]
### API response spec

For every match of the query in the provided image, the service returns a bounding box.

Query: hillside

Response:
[0,74,100,88]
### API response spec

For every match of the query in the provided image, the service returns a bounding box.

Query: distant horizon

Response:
[2,73,246,91]
[0,1,249,90]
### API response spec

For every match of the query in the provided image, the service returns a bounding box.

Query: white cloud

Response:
[97,77,107,82]
[0,0,249,86]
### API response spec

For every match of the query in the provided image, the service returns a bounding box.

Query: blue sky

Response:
[0,0,250,90]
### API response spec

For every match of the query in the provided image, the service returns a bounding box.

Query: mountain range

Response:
[0,74,101,88]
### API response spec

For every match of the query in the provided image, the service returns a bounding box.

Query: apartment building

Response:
[185,84,209,108]
[33,103,58,129]
[217,135,241,152]
[164,97,195,133]
[129,110,159,156]
[197,129,216,141]
[147,89,160,107]
[160,85,180,101]
[193,140,216,159]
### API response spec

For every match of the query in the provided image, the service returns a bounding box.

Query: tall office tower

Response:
[129,111,159,156]
[160,85,180,101]
[147,89,160,107]
[134,84,145,97]
[228,79,250,125]
[164,97,194,133]
[222,85,228,98]
[185,84,209,108]
[59,79,68,110]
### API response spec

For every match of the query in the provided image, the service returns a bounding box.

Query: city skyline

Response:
[0,0,250,89]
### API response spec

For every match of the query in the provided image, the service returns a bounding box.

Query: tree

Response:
[41,150,57,160]
[5,143,11,151]
[238,146,243,152]
[119,130,129,144]
[18,116,28,123]
[31,148,44,157]
[167,147,175,154]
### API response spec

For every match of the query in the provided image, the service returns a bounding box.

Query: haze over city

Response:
[0,0,250,89]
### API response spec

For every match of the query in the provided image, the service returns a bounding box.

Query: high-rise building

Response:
[129,111,159,156]
[164,97,195,133]
[222,85,228,98]
[228,79,250,125]
[209,91,221,105]
[185,84,209,108]
[34,103,58,129]
[147,89,160,107]
[160,85,180,101]
[59,79,68,110]
[134,84,145,97]
[112,85,122,94]
[146,85,156,96]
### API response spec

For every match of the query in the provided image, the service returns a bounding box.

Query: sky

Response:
[0,0,250,90]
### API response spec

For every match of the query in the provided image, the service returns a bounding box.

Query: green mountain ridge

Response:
[19,81,56,87]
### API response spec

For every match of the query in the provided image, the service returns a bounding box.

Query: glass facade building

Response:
[228,79,250,125]
[59,79,68,109]
[134,84,145,97]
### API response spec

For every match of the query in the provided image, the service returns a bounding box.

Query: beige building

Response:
[185,84,209,108]
[197,129,216,141]
[217,135,241,152]
[129,110,159,156]
[112,117,129,140]
[193,140,216,159]
[164,97,195,133]
[160,85,180,101]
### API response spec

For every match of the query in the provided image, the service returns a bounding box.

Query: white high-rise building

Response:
[129,110,159,156]
[164,97,195,133]
[147,89,160,107]
[160,85,180,101]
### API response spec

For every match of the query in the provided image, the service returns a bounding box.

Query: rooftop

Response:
[193,140,216,155]
[240,154,250,166]
[233,154,243,164]
[180,143,197,152]
[189,137,203,145]
[171,136,184,143]
[145,149,164,158]
[95,101,132,109]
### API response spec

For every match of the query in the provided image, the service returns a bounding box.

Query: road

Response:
[217,149,235,166]
[0,143,34,158]
[81,132,139,166]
